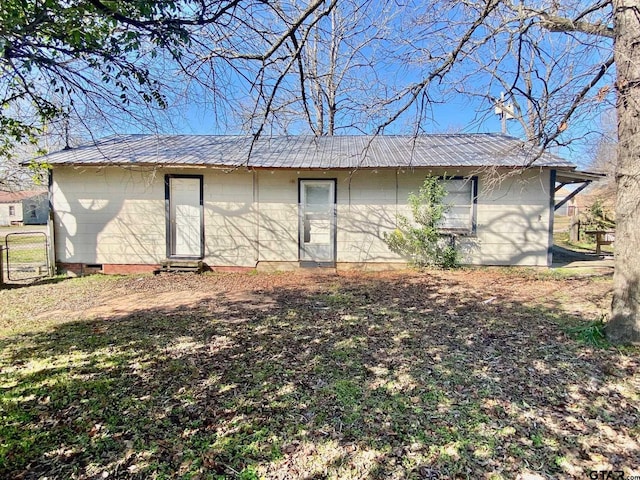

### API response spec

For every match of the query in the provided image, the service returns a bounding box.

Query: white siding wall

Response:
[52,167,166,263]
[394,168,551,266]
[52,165,552,267]
[336,170,399,263]
[0,203,23,226]
[475,169,551,266]
[255,170,400,264]
[52,166,257,266]
[255,171,300,262]
[203,170,256,266]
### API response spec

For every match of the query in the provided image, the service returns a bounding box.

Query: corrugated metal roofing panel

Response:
[41,134,576,169]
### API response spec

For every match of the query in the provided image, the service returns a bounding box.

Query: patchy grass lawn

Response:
[554,232,614,256]
[0,269,638,480]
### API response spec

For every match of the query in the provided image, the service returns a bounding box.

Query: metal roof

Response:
[41,133,577,169]
[0,190,47,203]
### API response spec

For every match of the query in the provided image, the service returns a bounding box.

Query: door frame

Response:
[165,174,204,260]
[298,178,337,267]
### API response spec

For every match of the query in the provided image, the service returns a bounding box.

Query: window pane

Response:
[445,192,471,205]
[441,178,474,231]
[442,206,472,229]
[444,179,470,193]
[305,185,330,205]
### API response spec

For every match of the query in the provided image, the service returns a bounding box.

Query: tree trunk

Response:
[607,0,640,344]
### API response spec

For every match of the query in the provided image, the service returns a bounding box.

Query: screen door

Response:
[167,176,203,258]
[299,179,336,265]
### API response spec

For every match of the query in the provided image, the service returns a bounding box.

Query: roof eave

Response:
[555,168,605,184]
[48,162,572,169]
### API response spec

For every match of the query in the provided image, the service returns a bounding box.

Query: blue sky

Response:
[172,86,598,169]
[55,0,611,172]
[156,0,611,172]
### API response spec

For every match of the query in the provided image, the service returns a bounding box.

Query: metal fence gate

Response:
[4,232,50,281]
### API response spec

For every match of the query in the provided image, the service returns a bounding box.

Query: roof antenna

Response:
[62,109,71,150]
[494,92,515,135]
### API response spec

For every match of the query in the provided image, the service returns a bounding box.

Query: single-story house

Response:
[41,134,597,274]
[0,190,48,226]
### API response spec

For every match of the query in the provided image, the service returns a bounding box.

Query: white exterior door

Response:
[168,176,203,258]
[299,179,336,265]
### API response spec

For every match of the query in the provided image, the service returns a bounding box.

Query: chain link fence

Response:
[3,231,50,282]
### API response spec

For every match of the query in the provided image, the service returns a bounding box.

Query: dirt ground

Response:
[113,269,608,319]
[0,268,614,333]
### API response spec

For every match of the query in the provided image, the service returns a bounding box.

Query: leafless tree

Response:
[380,0,637,343]
[267,0,398,135]
[523,1,637,345]
[203,0,639,342]
[197,0,397,137]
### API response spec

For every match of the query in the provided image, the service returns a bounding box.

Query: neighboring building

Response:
[0,190,48,226]
[554,187,578,217]
[41,134,596,274]
[22,192,49,225]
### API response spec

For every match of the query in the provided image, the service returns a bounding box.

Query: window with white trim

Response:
[440,177,477,234]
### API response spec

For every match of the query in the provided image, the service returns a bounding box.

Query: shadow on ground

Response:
[0,273,637,479]
[0,275,70,290]
[551,244,614,270]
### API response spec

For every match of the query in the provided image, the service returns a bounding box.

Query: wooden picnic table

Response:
[585,230,615,255]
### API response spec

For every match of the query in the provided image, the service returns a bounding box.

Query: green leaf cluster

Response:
[1,0,191,158]
[384,175,461,269]
[584,198,615,230]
